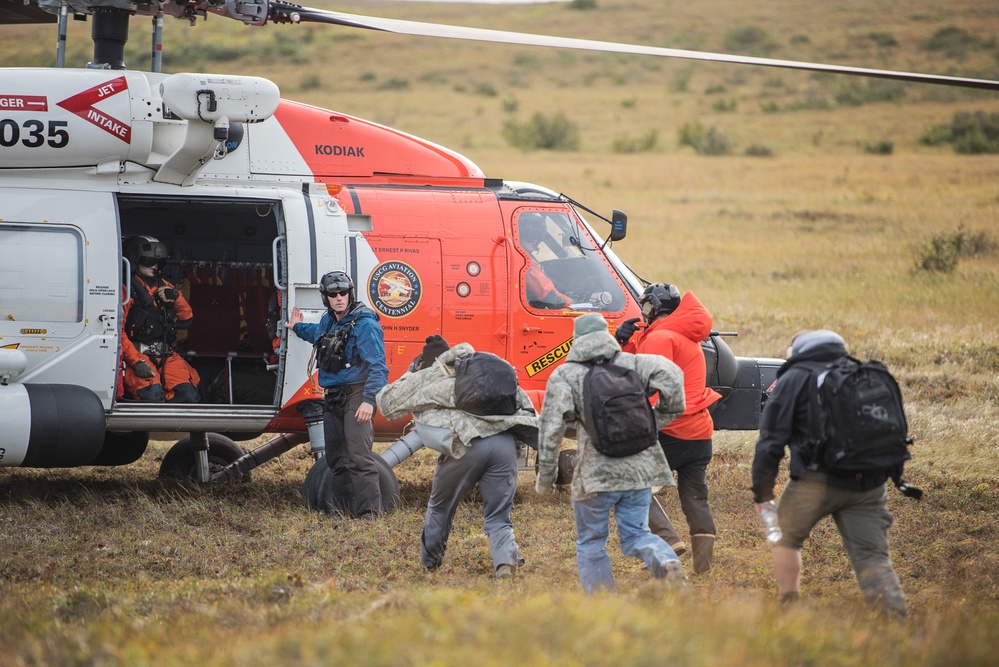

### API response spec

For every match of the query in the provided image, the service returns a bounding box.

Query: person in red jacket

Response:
[617,283,722,574]
[121,236,201,403]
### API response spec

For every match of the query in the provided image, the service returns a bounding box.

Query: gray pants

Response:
[779,478,907,616]
[421,432,524,572]
[324,384,382,518]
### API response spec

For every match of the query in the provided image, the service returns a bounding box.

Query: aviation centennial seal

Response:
[369,261,422,318]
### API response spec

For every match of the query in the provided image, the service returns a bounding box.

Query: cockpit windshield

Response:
[515,209,627,312]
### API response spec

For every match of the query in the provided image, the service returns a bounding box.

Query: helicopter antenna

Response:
[55,0,68,67]
[150,9,163,73]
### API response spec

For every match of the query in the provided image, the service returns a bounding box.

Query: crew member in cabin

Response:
[286,271,389,519]
[121,235,201,403]
[518,212,572,309]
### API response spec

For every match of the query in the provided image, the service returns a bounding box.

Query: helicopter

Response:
[1,0,997,497]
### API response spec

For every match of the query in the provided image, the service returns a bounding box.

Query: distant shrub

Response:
[920,111,999,153]
[745,144,774,157]
[835,80,907,106]
[612,130,658,154]
[867,32,899,48]
[723,26,778,56]
[567,0,597,9]
[784,95,831,111]
[474,83,498,97]
[503,112,580,150]
[712,98,737,112]
[299,74,322,91]
[669,69,692,93]
[760,101,780,114]
[915,226,997,273]
[358,72,377,82]
[863,141,894,155]
[502,98,519,113]
[678,122,731,155]
[923,26,976,58]
[377,78,410,91]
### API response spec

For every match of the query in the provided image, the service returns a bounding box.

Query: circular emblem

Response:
[368,261,422,318]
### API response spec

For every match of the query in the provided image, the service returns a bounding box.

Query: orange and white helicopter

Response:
[1,0,996,494]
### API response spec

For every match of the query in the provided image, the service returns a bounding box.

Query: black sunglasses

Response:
[325,289,351,298]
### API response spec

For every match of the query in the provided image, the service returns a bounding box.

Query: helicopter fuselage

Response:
[0,68,780,471]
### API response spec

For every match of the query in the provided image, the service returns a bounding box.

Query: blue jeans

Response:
[572,488,679,593]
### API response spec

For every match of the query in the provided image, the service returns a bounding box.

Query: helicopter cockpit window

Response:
[515,211,625,312]
[0,225,83,323]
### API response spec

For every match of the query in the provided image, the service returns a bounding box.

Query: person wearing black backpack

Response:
[751,329,908,618]
[536,313,687,594]
[376,336,539,579]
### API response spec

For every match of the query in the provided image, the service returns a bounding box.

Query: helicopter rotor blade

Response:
[269,2,999,92]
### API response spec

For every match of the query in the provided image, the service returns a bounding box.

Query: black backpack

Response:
[806,356,922,499]
[453,352,519,416]
[582,354,659,458]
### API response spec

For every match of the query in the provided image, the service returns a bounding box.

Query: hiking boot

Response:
[494,564,517,579]
[669,540,687,557]
[780,591,801,606]
[663,559,686,589]
[691,534,715,575]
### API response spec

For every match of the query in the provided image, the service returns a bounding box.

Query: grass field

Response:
[2,0,999,664]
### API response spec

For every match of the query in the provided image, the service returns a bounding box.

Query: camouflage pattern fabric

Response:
[376,343,539,460]
[536,327,685,501]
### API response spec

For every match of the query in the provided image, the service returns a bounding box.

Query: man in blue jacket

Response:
[287,271,388,519]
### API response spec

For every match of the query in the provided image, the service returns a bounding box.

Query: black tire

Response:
[90,431,150,467]
[374,453,401,512]
[303,452,401,515]
[158,433,248,481]
[301,456,327,510]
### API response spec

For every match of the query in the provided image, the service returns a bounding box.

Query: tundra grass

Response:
[2,0,998,663]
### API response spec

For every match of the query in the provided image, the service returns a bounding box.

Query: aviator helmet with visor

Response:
[319,270,355,309]
[123,235,169,273]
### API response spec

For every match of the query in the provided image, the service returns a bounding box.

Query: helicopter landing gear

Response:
[301,453,401,516]
[158,432,249,482]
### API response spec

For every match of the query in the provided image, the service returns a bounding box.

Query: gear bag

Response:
[452,352,519,416]
[806,356,922,499]
[582,354,658,458]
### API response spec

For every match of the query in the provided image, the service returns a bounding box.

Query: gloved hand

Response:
[156,286,178,303]
[133,360,156,379]
[615,317,641,345]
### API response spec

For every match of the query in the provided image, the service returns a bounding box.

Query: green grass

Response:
[2,0,999,663]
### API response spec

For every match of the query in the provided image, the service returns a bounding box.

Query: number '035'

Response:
[0,119,70,148]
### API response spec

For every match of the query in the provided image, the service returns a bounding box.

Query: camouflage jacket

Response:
[536,329,685,501]
[376,343,539,459]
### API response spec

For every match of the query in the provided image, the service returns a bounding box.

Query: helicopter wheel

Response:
[158,433,249,481]
[302,453,400,515]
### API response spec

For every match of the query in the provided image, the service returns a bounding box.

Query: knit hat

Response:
[573,313,609,337]
[421,335,450,364]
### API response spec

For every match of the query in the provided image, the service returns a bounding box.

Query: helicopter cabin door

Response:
[0,188,121,465]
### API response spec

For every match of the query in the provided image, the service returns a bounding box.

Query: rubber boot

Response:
[648,496,686,556]
[691,534,715,575]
